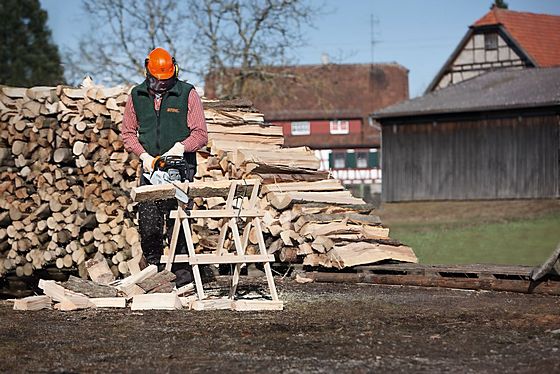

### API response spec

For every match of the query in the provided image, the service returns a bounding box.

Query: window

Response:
[290,121,310,136]
[332,152,346,169]
[369,151,379,168]
[329,120,349,135]
[356,152,368,168]
[484,33,498,50]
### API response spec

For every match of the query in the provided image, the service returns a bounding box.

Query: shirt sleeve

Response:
[181,88,208,152]
[121,96,147,156]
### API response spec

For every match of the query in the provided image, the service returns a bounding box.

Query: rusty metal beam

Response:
[303,271,560,295]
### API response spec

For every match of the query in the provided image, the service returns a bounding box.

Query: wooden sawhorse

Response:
[160,179,283,311]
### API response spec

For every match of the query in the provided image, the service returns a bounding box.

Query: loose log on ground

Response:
[63,275,118,298]
[85,252,115,285]
[13,295,52,311]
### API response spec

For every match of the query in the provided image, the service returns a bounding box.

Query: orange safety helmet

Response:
[145,48,178,80]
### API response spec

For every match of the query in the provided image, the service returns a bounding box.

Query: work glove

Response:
[139,152,155,173]
[163,142,184,157]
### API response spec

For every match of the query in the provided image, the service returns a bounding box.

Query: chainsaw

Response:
[144,155,189,204]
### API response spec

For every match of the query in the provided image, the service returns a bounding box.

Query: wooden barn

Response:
[372,67,560,202]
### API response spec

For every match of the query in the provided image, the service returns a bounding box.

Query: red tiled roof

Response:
[473,7,560,67]
[205,63,409,122]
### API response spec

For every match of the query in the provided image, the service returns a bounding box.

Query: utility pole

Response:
[370,14,380,64]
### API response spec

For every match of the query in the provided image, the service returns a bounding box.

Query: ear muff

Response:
[144,58,149,77]
[172,57,179,78]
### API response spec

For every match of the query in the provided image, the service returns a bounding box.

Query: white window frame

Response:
[290,121,310,136]
[333,152,346,169]
[356,151,368,169]
[330,120,349,135]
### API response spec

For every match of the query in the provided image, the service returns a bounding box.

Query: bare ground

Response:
[1,277,560,373]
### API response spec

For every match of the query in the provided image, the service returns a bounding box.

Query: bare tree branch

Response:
[188,0,321,97]
[64,0,321,94]
[65,0,187,85]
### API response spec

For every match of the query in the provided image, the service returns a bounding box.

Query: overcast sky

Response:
[40,0,560,97]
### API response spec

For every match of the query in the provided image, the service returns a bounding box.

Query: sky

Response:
[40,0,560,98]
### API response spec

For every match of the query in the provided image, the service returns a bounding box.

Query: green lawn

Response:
[388,213,560,266]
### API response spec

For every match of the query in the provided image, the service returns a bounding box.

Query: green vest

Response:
[131,80,193,156]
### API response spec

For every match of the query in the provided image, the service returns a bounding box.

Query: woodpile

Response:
[14,265,197,311]
[0,80,141,280]
[133,179,417,268]
[0,80,416,282]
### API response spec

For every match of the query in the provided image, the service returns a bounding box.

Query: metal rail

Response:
[303,263,560,295]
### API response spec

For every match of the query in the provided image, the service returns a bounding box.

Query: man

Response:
[122,47,208,286]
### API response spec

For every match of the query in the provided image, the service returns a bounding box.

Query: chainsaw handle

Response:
[152,155,164,171]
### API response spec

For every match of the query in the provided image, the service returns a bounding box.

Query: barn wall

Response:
[381,114,560,201]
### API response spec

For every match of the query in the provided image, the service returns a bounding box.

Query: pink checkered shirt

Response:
[121,87,208,156]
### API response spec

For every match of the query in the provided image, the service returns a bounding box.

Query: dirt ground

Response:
[1,277,560,373]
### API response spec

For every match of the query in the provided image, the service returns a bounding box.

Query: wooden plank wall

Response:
[381,114,560,201]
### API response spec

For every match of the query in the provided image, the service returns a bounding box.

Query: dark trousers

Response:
[137,153,196,284]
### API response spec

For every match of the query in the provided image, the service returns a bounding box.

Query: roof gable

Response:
[473,8,560,67]
[426,7,560,93]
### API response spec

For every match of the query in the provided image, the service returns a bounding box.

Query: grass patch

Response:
[389,213,560,266]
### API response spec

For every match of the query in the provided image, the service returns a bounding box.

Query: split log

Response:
[113,264,158,290]
[299,221,390,239]
[328,243,417,269]
[13,295,52,311]
[137,270,176,293]
[235,147,319,169]
[260,179,344,194]
[268,191,365,210]
[294,213,382,231]
[89,297,127,308]
[38,279,94,310]
[130,293,182,310]
[63,275,118,298]
[85,252,115,285]
[311,236,334,253]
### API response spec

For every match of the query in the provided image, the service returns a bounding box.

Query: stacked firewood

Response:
[162,178,416,269]
[0,81,142,279]
[0,80,416,280]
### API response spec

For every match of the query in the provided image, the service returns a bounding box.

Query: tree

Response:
[493,0,508,9]
[0,0,65,87]
[189,0,319,97]
[67,0,320,95]
[66,0,186,86]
